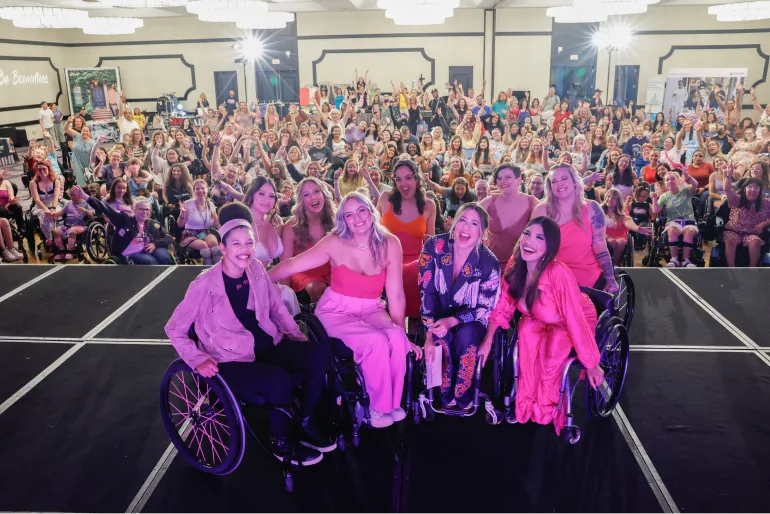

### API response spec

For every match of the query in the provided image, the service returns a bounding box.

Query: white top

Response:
[118,117,141,142]
[39,109,54,128]
[660,147,683,168]
[254,223,283,264]
[183,199,215,231]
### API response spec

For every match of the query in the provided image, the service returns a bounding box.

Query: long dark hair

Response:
[389,159,426,215]
[244,175,280,222]
[473,136,491,165]
[504,217,561,311]
[738,177,764,211]
[614,154,636,187]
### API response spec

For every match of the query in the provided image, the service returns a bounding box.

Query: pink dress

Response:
[557,203,601,288]
[314,265,410,413]
[490,261,600,434]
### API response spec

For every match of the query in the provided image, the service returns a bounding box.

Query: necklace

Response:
[352,237,370,250]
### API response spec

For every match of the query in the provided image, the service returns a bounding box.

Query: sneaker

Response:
[682,259,697,268]
[53,254,65,262]
[270,436,323,467]
[666,258,680,268]
[299,417,337,453]
[391,407,407,422]
[0,249,16,262]
[367,410,393,429]
[64,253,74,260]
[10,249,23,260]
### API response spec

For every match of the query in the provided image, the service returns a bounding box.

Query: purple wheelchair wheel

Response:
[159,359,246,475]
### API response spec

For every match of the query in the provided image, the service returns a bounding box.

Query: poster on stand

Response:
[662,68,747,123]
[64,67,122,121]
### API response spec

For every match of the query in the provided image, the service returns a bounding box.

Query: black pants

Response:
[0,203,24,232]
[217,338,329,438]
[436,321,486,407]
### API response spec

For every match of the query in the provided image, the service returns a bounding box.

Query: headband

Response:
[219,219,252,240]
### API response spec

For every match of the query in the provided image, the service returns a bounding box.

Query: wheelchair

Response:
[159,323,323,492]
[708,203,770,267]
[643,201,706,268]
[503,286,630,444]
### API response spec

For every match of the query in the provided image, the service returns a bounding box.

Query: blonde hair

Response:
[333,192,390,268]
[544,164,587,229]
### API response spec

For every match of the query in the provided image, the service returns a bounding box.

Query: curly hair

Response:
[292,177,336,249]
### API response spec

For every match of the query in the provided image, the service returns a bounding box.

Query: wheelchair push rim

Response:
[587,320,629,418]
[613,269,635,331]
[159,359,246,475]
[85,222,109,263]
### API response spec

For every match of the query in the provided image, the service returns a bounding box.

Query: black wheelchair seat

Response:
[329,337,354,361]
[579,286,614,313]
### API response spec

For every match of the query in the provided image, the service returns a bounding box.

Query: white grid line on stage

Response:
[0,266,62,305]
[0,267,178,419]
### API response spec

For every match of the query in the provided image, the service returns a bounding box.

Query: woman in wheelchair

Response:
[722,166,770,267]
[281,177,336,303]
[530,164,619,294]
[0,168,24,238]
[178,179,221,265]
[603,187,651,264]
[71,186,174,265]
[479,217,604,434]
[418,203,500,409]
[165,202,335,466]
[30,160,62,247]
[651,169,699,268]
[50,194,95,261]
[268,192,420,429]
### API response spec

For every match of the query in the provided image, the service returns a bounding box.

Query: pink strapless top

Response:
[330,264,386,299]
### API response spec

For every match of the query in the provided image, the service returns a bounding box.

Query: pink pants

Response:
[315,288,410,414]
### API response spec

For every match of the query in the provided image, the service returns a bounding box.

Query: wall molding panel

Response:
[311,48,436,91]
[0,55,62,113]
[95,54,196,101]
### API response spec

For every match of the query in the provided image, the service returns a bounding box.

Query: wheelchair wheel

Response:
[85,221,109,263]
[587,320,629,419]
[613,269,635,331]
[159,359,246,475]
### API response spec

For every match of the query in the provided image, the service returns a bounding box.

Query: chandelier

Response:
[82,17,144,34]
[547,0,659,22]
[378,0,458,25]
[0,6,89,28]
[186,0,268,22]
[236,11,295,29]
[708,1,770,21]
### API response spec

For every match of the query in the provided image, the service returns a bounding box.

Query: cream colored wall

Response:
[596,6,770,111]
[493,8,552,97]
[296,10,486,92]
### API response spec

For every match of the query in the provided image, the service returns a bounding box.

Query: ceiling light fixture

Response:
[545,5,607,23]
[378,0,458,25]
[106,0,188,6]
[82,16,144,34]
[236,11,295,29]
[186,0,268,23]
[0,6,89,28]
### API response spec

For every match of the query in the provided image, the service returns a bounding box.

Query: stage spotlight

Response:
[234,36,264,61]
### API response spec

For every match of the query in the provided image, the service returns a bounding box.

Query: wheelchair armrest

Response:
[579,286,614,312]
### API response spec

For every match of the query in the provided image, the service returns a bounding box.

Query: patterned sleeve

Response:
[451,253,500,327]
[418,237,440,328]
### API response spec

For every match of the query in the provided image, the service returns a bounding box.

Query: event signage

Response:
[0,68,50,86]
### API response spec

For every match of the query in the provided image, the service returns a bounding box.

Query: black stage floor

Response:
[0,266,769,513]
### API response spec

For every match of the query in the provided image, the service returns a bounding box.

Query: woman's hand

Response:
[195,357,219,378]
[754,221,768,234]
[428,317,459,339]
[410,342,423,360]
[603,277,620,294]
[585,365,605,389]
[637,225,652,236]
[286,327,308,342]
[144,242,157,254]
[70,185,87,200]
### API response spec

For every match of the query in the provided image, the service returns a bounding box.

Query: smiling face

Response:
[115,181,128,199]
[342,198,373,236]
[452,208,482,249]
[221,226,255,272]
[495,167,519,191]
[394,166,417,198]
[746,182,761,201]
[300,180,325,215]
[664,172,680,193]
[549,167,577,201]
[520,222,547,262]
[251,182,277,215]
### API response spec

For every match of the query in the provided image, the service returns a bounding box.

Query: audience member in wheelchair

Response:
[603,188,651,264]
[268,192,421,429]
[72,187,174,265]
[652,162,672,195]
[0,217,22,262]
[651,169,700,268]
[530,164,619,294]
[165,202,334,466]
[709,156,729,210]
[0,169,24,232]
[629,184,652,248]
[106,177,134,215]
[281,177,336,303]
[30,160,62,246]
[479,217,604,434]
[418,203,500,409]
[734,160,770,200]
[722,167,770,267]
[50,195,95,261]
[178,179,221,265]
[161,163,193,227]
[687,149,714,208]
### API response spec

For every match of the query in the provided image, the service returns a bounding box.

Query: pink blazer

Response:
[165,260,299,370]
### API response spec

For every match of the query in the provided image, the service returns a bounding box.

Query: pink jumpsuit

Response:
[490,261,600,434]
[315,265,410,413]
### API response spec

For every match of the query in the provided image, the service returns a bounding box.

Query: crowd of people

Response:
[4,73,770,466]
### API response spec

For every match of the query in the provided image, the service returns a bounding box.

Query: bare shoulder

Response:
[531,201,547,217]
[283,216,298,230]
[478,194,493,209]
[423,196,436,214]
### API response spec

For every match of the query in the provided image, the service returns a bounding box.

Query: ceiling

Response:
[0,0,732,17]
